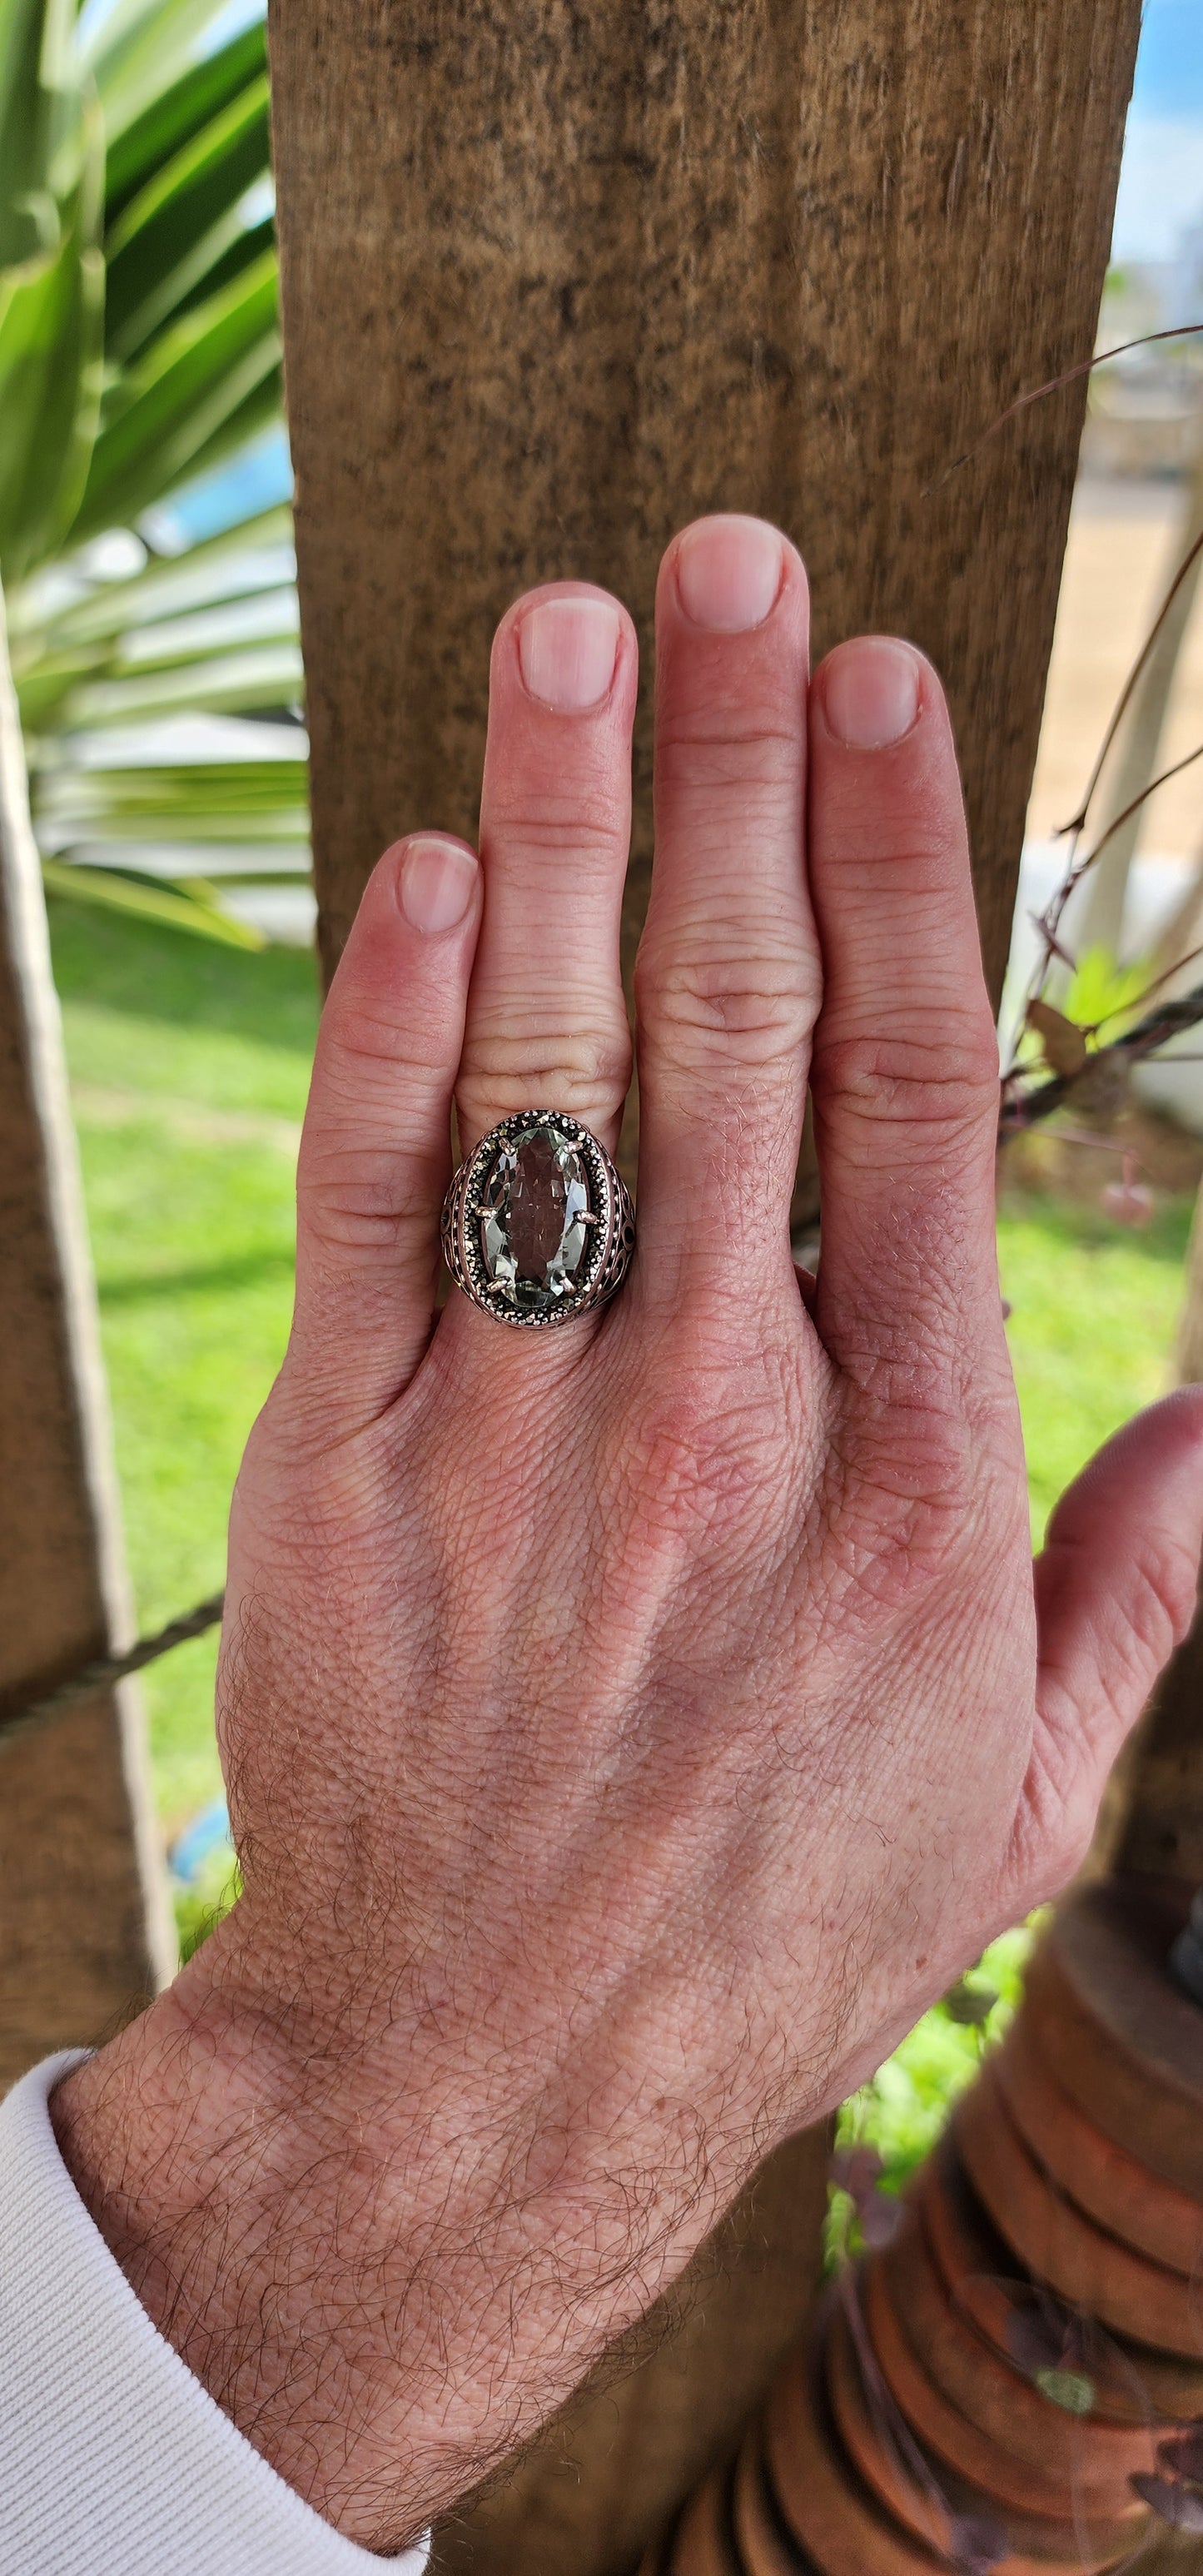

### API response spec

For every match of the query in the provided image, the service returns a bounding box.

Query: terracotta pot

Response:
[995,2014,1203,2279]
[1022,1884,1203,2200]
[730,2429,825,2576]
[826,2283,1143,2572]
[954,2072,1203,2360]
[763,2338,947,2575]
[863,2256,1149,2528]
[918,2143,1203,2427]
[663,2465,742,2576]
[761,2317,1137,2576]
[882,2201,1157,2494]
[823,2294,955,2554]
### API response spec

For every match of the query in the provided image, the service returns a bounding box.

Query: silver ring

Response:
[441,1110,635,1328]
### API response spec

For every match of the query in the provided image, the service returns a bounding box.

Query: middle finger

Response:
[634,516,819,1305]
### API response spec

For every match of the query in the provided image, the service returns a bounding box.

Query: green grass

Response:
[997,1189,1192,1542]
[48,898,317,1836]
[828,1918,1038,2263]
[46,900,1198,2089]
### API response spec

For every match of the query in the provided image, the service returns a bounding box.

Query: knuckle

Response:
[485,793,627,866]
[457,1017,633,1124]
[615,1377,790,1554]
[818,1018,998,1151]
[1122,1529,1199,1672]
[656,714,802,798]
[324,1007,444,1080]
[636,933,817,1071]
[827,1395,984,1602]
[299,1140,436,1256]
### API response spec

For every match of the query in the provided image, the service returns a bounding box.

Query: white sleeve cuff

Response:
[0,2053,430,2574]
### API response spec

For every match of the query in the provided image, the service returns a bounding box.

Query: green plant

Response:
[1,0,308,939]
[1,0,277,573]
[825,1919,1041,2268]
[175,1848,241,1962]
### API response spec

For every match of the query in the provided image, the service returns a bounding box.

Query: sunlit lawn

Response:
[49,898,317,1835]
[48,898,1197,2156]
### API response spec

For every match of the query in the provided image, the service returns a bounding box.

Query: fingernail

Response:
[399,835,478,934]
[823,639,920,748]
[675,515,783,632]
[518,597,621,711]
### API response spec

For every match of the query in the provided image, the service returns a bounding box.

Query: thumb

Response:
[1017,1389,1203,1899]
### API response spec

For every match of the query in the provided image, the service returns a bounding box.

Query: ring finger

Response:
[454,580,639,1162]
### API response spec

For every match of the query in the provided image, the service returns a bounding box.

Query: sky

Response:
[87,0,1200,272]
[1111,0,1203,263]
[159,0,1203,546]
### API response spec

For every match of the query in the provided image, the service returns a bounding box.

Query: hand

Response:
[53,515,1203,2552]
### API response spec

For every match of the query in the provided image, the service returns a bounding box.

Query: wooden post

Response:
[266,2,1142,2562]
[269,0,1141,1038]
[0,590,173,2090]
[434,2126,832,2576]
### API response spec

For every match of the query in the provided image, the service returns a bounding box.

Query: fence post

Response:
[0,591,173,2089]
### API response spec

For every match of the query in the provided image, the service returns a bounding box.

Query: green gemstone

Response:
[480,1120,591,1314]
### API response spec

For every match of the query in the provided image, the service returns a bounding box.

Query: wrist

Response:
[48,1909,727,2551]
[52,1935,446,2549]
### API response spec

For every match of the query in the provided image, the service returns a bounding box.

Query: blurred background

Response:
[2,0,1201,2207]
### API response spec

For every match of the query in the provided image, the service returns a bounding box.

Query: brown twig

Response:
[927,323,1203,496]
[1047,738,1203,939]
[1056,527,1203,843]
[999,981,1203,1141]
[1091,939,1203,1027]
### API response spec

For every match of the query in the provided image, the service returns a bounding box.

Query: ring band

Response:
[441,1110,635,1328]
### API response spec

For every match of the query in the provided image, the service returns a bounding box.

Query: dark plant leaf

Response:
[105,72,271,359]
[1158,2431,1203,2483]
[1026,997,1088,1078]
[72,250,280,540]
[859,2191,903,2250]
[1131,2473,1203,2533]
[829,2145,884,2205]
[943,1979,997,2026]
[104,18,267,216]
[948,2511,1009,2572]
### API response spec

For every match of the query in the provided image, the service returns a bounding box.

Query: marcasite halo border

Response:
[440,1108,634,1330]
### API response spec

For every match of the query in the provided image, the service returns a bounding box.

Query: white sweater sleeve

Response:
[0,2053,430,2574]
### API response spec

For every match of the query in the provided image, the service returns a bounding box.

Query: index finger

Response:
[805,639,1002,1390]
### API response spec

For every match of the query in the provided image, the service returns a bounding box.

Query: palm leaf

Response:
[0,0,77,269]
[0,178,106,577]
[7,500,293,645]
[73,248,281,540]
[4,0,308,946]
[0,0,107,577]
[103,17,267,216]
[105,56,271,361]
[41,851,266,942]
[83,0,243,152]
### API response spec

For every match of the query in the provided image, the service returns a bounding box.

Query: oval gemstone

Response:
[479,1119,592,1314]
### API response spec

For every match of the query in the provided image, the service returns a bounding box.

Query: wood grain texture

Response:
[0,595,172,2091]
[270,0,1140,1068]
[266,3,1141,2560]
[431,2126,830,2576]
